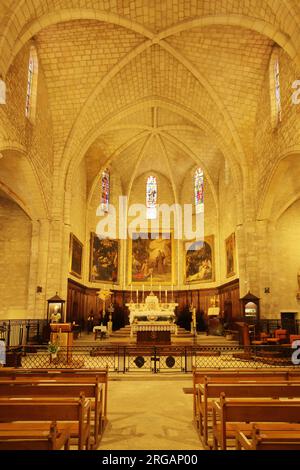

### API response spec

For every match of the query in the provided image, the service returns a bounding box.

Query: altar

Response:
[126,293,178,324]
[126,293,178,342]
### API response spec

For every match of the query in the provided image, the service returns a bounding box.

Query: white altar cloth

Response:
[126,294,178,324]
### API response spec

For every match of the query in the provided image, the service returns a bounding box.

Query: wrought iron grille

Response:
[6,344,299,373]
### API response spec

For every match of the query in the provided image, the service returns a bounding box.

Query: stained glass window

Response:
[274,58,282,124]
[25,55,34,118]
[25,46,38,120]
[194,168,204,214]
[146,176,157,219]
[101,169,110,213]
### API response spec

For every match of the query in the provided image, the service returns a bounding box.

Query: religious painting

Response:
[225,232,236,278]
[90,234,119,283]
[184,236,215,283]
[69,233,83,279]
[129,232,173,284]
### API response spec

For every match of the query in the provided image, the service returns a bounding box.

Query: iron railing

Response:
[4,344,299,373]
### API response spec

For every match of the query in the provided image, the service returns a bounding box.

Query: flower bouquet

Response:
[48,337,60,359]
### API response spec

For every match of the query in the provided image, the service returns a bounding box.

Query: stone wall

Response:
[0,195,32,318]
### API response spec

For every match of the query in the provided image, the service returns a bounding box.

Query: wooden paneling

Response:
[67,278,240,327]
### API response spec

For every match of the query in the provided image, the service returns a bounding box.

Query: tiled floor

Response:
[99,376,203,450]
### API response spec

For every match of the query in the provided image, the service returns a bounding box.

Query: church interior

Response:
[1,0,300,452]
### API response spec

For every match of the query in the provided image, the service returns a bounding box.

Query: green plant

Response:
[48,339,60,354]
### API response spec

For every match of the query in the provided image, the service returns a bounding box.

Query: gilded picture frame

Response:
[128,231,174,285]
[225,232,236,278]
[184,235,215,284]
[69,233,83,279]
[90,233,119,283]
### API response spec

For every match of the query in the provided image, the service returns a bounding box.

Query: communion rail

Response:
[2,344,300,373]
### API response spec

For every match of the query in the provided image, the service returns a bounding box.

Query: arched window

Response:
[25,46,38,121]
[269,48,282,128]
[194,168,204,214]
[146,175,157,219]
[101,169,110,213]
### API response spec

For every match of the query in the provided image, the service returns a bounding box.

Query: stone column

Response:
[27,218,50,319]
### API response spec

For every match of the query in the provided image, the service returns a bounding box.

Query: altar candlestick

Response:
[159,285,161,302]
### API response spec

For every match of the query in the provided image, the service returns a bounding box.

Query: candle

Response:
[136,289,139,303]
[165,289,168,302]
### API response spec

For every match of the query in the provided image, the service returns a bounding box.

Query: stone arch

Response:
[0,146,49,220]
[257,149,300,221]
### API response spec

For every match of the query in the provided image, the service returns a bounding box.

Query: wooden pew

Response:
[212,393,300,450]
[192,368,300,422]
[0,395,91,450]
[0,379,103,449]
[0,421,70,450]
[0,368,108,430]
[198,381,300,447]
[236,424,300,450]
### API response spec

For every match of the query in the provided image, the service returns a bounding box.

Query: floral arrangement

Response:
[48,337,60,354]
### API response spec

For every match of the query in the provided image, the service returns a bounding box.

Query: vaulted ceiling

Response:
[1,0,299,199]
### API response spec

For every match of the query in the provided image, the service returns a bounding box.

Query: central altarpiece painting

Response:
[129,232,173,285]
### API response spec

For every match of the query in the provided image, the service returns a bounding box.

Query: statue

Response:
[51,306,61,323]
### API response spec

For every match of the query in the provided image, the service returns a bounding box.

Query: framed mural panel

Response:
[129,232,173,285]
[90,233,119,283]
[225,232,236,278]
[69,233,83,279]
[184,235,215,283]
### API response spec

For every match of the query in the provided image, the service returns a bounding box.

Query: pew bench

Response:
[212,394,300,450]
[192,368,300,423]
[0,379,103,449]
[236,424,300,450]
[0,368,108,431]
[0,395,91,450]
[197,381,300,448]
[0,422,70,450]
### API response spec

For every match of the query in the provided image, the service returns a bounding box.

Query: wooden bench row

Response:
[212,394,300,450]
[0,422,71,451]
[236,424,300,450]
[0,394,91,450]
[193,368,300,422]
[0,368,109,450]
[198,380,300,448]
[192,368,300,450]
